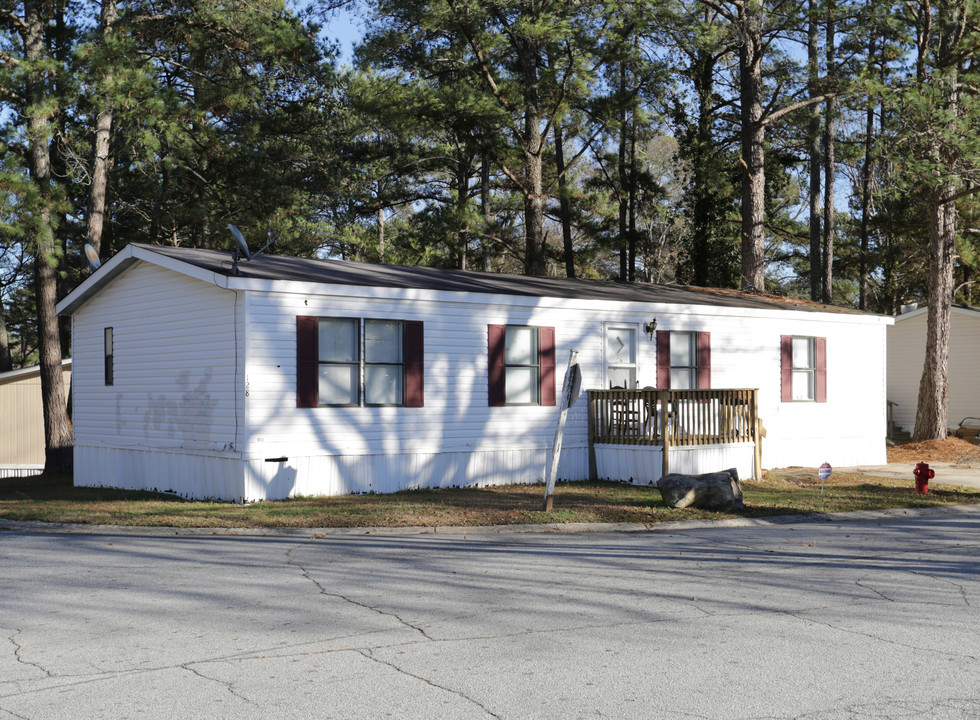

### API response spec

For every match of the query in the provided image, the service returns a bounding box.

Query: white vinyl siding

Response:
[70,261,239,452]
[242,286,889,472]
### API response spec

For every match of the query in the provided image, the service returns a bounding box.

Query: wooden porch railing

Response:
[587,388,762,478]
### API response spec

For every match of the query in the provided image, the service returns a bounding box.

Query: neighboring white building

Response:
[56,243,892,501]
[887,305,980,435]
[0,360,72,478]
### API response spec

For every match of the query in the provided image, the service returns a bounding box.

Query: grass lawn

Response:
[1,470,978,529]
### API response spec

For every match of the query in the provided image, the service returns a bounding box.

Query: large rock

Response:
[656,468,744,511]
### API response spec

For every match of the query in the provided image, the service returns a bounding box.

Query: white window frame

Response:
[669,331,698,390]
[791,336,817,402]
[317,318,406,407]
[104,327,113,386]
[504,325,540,405]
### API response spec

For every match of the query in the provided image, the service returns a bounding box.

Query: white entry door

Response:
[605,325,637,388]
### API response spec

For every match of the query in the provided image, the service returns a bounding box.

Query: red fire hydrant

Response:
[913,461,935,494]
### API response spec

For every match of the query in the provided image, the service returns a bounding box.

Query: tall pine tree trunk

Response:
[690,34,716,287]
[25,0,72,472]
[455,157,469,270]
[481,146,491,272]
[914,179,957,440]
[821,1,836,304]
[628,104,638,283]
[807,0,822,301]
[554,124,576,278]
[913,2,964,440]
[858,34,877,312]
[518,42,546,276]
[822,101,836,303]
[0,300,12,372]
[84,0,118,258]
[738,0,766,292]
[618,60,629,282]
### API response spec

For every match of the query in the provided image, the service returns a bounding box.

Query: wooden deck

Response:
[587,388,762,479]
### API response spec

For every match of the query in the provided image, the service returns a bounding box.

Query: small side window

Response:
[104,327,113,386]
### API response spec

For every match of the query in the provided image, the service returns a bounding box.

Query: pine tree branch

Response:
[762,92,840,127]
[946,182,980,204]
[696,0,738,25]
[543,124,606,195]
[0,8,26,34]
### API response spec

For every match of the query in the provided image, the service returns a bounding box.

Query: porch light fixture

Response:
[644,318,657,339]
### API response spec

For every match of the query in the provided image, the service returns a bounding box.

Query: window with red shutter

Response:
[781,335,826,402]
[488,324,555,406]
[297,316,423,408]
[656,330,710,389]
[405,321,424,407]
[296,316,318,408]
[539,326,556,406]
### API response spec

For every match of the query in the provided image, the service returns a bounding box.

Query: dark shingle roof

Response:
[136,243,870,315]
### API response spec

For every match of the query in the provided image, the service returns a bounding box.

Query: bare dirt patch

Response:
[887,436,980,465]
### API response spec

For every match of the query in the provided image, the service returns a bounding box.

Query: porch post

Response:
[752,389,762,480]
[587,390,597,480]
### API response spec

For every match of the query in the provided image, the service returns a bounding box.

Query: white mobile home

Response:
[57,244,891,501]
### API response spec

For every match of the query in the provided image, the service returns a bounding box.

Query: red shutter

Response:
[780,335,793,402]
[697,332,711,390]
[539,326,556,406]
[656,330,670,389]
[297,316,318,408]
[815,336,827,403]
[488,324,506,406]
[404,321,424,407]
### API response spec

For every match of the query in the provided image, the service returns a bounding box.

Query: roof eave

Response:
[56,245,231,316]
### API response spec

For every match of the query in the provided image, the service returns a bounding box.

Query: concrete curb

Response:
[2,503,979,538]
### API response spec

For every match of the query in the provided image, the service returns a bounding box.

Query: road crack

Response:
[0,701,31,720]
[181,664,257,707]
[3,628,53,679]
[355,648,501,718]
[285,542,435,641]
[783,610,980,662]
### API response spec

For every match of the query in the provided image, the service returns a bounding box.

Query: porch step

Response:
[889,424,911,444]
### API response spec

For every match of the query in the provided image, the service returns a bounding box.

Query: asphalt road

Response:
[3,508,980,720]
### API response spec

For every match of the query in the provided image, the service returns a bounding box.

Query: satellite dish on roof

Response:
[227,223,277,276]
[227,224,251,260]
[84,243,101,271]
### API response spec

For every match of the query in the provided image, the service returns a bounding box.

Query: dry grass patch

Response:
[2,470,979,529]
[887,436,980,464]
